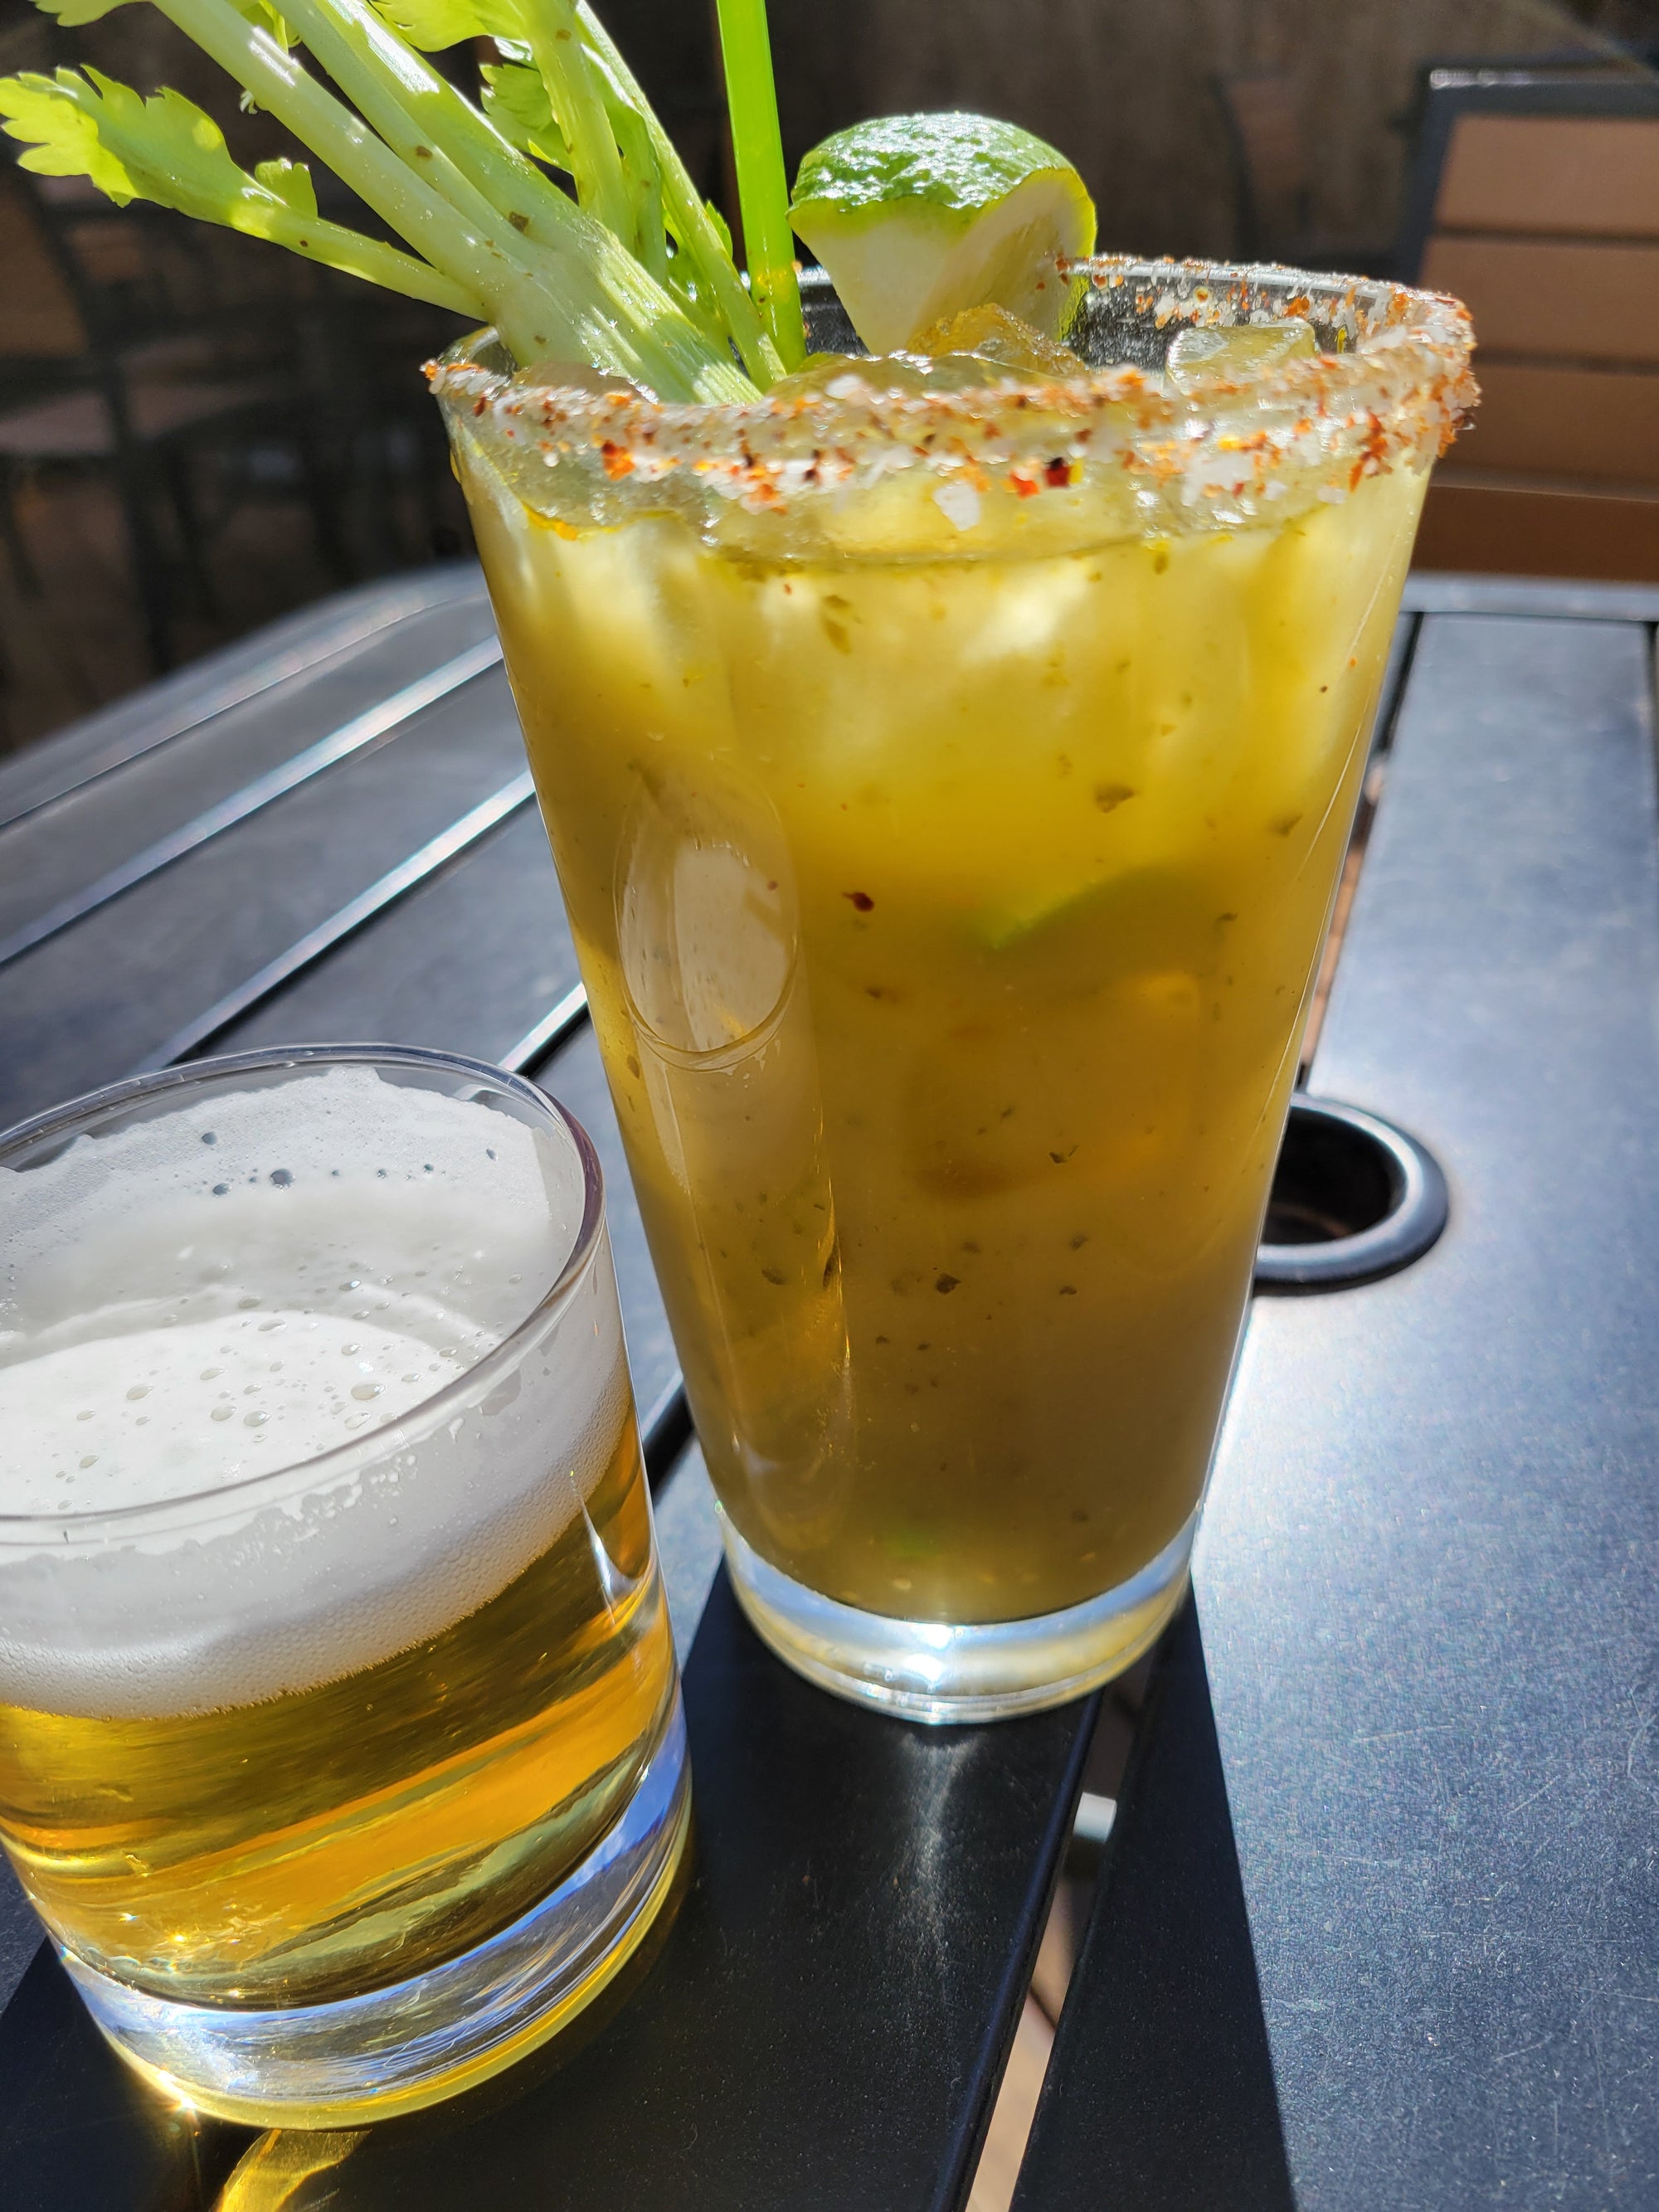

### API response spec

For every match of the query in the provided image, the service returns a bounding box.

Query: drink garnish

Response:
[712,0,805,371]
[0,0,785,396]
[0,0,1091,396]
[787,114,1096,354]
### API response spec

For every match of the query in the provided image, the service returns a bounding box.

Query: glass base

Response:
[60,1693,691,2130]
[719,1510,1196,1723]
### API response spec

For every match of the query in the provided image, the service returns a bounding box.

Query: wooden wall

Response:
[768,0,1624,262]
[2,0,1630,266]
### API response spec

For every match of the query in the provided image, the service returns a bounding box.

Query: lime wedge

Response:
[789,114,1097,355]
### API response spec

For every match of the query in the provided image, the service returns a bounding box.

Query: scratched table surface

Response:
[1,566,1657,2211]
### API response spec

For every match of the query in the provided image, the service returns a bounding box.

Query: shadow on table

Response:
[0,1943,251,2212]
[1012,1596,1297,2212]
[2,1569,1098,2212]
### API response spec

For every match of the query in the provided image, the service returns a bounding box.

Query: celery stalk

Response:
[270,0,747,396]
[275,0,558,262]
[151,0,586,364]
[235,207,484,314]
[0,68,485,315]
[582,40,668,277]
[155,0,751,394]
[575,1,782,387]
[2,0,795,396]
[518,0,632,246]
[713,0,804,370]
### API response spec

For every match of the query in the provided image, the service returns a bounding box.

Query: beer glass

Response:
[434,260,1473,1721]
[0,1045,688,2127]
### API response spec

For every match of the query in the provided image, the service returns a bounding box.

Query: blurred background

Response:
[0,0,1654,754]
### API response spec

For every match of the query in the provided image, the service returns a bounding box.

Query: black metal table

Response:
[2,566,1657,2210]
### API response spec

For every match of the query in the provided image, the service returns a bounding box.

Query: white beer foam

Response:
[0,1067,630,1719]
[1,1310,479,1514]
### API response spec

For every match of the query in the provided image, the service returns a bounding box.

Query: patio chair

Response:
[1213,69,1393,276]
[1398,70,1659,582]
[0,166,353,673]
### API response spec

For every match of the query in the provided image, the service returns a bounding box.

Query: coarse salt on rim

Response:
[430,255,1476,534]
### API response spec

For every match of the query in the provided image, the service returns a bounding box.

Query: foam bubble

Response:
[0,1067,629,1719]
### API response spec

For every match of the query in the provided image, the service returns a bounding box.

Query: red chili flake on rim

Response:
[600,440,635,479]
[1010,471,1039,498]
[1044,457,1073,488]
[843,891,874,912]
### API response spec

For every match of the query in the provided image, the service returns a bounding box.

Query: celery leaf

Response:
[253,154,317,216]
[372,0,504,51]
[0,70,142,201]
[479,60,571,172]
[30,0,139,27]
[1,70,276,224]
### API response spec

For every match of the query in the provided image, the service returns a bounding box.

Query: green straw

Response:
[713,0,805,372]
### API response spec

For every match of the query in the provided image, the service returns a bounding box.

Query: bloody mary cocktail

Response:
[436,261,1473,1717]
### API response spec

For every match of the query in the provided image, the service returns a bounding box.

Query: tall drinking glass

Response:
[434,259,1474,1722]
[0,1046,688,2127]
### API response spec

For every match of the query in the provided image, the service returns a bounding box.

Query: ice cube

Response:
[769,306,1083,406]
[909,304,1083,379]
[767,352,935,402]
[1165,319,1316,392]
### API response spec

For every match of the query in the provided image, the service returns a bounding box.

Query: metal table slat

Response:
[138,771,536,1069]
[0,634,504,969]
[200,814,578,1075]
[0,568,490,836]
[0,667,528,1125]
[268,1575,1098,2212]
[1017,596,1659,2209]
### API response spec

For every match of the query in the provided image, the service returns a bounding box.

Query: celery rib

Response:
[153,0,754,395]
[151,0,564,341]
[291,0,751,396]
[237,203,485,314]
[4,0,788,396]
[576,1,782,388]
[267,0,757,396]
[518,0,631,245]
[713,0,804,370]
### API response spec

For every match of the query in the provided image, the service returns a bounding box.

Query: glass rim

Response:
[431,254,1473,417]
[429,254,1475,533]
[0,1043,607,1539]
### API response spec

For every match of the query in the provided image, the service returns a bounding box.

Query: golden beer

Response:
[0,1412,671,2010]
[0,1050,688,2124]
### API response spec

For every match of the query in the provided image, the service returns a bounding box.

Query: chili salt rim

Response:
[429,254,1476,524]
